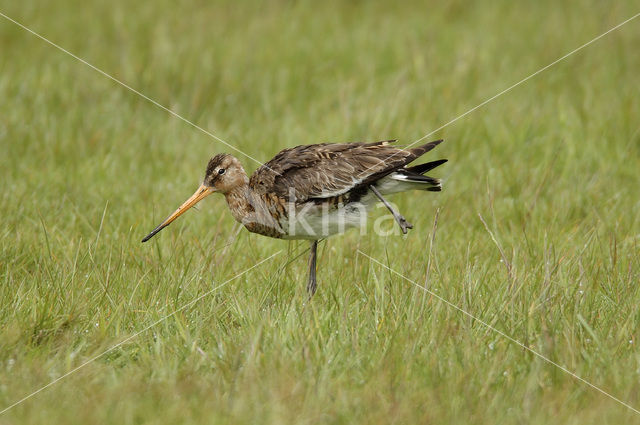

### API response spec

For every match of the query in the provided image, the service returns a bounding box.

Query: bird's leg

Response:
[369,185,413,234]
[307,240,318,297]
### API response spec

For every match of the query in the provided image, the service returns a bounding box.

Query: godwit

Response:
[142,140,447,295]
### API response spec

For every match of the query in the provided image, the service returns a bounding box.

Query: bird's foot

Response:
[369,185,414,235]
[396,214,413,234]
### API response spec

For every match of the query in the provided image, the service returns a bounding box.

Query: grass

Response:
[1,0,639,423]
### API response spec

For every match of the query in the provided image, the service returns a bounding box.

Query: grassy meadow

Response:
[1,0,639,423]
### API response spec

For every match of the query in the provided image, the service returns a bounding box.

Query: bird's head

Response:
[202,153,248,194]
[141,153,246,242]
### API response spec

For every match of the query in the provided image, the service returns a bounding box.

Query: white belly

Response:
[278,173,422,240]
[281,202,372,240]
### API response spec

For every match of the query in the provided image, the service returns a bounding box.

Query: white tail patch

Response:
[389,174,411,181]
[376,172,441,195]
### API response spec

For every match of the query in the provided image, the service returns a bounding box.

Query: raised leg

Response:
[369,185,413,234]
[307,240,318,296]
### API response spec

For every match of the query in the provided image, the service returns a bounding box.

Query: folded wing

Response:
[249,140,443,202]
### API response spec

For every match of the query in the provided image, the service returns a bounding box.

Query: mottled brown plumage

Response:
[142,139,447,295]
[250,140,437,201]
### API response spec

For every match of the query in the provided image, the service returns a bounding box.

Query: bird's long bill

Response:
[141,184,214,243]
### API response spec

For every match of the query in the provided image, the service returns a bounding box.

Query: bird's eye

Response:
[218,168,225,175]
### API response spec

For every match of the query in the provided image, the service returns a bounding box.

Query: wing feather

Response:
[249,140,442,201]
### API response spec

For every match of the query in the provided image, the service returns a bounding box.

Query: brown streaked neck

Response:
[223,184,285,238]
[223,184,255,225]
